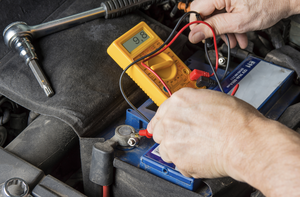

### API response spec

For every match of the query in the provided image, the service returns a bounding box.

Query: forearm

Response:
[227,118,300,196]
[290,0,300,16]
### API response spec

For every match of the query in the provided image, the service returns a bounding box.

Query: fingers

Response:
[190,0,225,19]
[220,33,237,48]
[160,142,191,177]
[189,0,226,31]
[147,117,164,144]
[189,0,249,47]
[158,142,172,163]
[220,33,248,49]
[189,13,239,43]
[189,0,237,41]
[177,168,192,178]
[189,13,198,30]
[147,103,172,164]
[147,99,170,144]
[234,33,248,49]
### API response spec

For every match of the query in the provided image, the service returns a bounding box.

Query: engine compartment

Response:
[0,0,300,196]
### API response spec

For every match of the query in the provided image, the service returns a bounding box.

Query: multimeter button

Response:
[163,86,168,93]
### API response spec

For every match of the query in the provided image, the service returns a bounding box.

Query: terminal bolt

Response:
[218,56,227,66]
[127,133,142,147]
[127,137,140,147]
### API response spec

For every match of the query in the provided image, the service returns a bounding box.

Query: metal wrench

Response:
[3,7,106,97]
[3,0,161,97]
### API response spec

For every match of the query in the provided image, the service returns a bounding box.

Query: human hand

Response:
[147,88,300,196]
[188,0,299,48]
[147,88,266,179]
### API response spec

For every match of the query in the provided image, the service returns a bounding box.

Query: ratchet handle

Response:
[101,0,163,19]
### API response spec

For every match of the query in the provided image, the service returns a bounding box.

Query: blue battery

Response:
[214,57,295,115]
[140,143,202,191]
[137,56,295,192]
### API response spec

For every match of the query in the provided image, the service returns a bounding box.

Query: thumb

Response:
[189,12,239,43]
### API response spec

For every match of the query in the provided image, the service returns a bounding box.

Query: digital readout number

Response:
[132,31,148,44]
[123,30,150,53]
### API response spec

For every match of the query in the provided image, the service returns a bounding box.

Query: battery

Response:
[215,56,295,115]
[140,143,202,191]
[139,56,295,191]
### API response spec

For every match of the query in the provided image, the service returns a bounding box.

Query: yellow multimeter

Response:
[108,21,202,106]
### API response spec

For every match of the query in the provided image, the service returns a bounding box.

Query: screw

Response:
[127,137,139,147]
[218,57,226,66]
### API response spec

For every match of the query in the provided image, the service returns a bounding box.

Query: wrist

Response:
[223,116,273,182]
[255,121,300,196]
[289,0,300,16]
[224,117,300,196]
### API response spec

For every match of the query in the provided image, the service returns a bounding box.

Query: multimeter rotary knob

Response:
[146,52,177,81]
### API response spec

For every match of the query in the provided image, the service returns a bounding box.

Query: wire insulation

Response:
[204,40,224,93]
[221,34,231,81]
[231,84,239,96]
[141,20,220,97]
[143,21,219,74]
[141,62,172,96]
[103,186,109,197]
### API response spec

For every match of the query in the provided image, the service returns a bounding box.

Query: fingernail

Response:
[192,32,205,43]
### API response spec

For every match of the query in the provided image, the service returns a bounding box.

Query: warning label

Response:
[151,145,161,157]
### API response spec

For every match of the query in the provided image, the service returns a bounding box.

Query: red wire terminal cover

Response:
[189,69,210,81]
[139,129,153,138]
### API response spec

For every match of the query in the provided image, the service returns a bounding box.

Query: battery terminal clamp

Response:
[89,125,141,187]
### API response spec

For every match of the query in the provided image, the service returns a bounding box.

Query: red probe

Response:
[139,129,153,138]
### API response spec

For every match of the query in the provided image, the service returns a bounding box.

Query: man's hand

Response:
[147,88,300,196]
[188,0,300,48]
[147,88,264,179]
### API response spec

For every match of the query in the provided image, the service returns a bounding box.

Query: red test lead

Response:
[189,69,210,81]
[139,129,153,138]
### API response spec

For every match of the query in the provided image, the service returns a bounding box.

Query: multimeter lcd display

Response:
[123,30,149,53]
